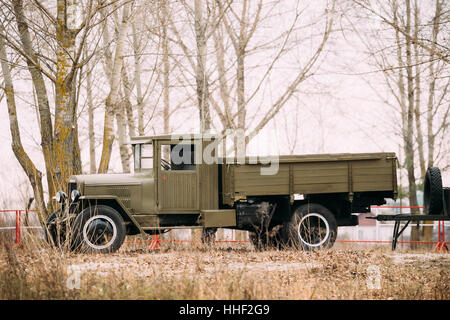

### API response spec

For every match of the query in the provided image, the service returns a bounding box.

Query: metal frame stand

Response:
[368,214,450,251]
[392,219,411,250]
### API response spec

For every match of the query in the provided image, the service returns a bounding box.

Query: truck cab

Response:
[129,134,229,229]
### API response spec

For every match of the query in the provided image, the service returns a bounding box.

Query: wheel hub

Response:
[82,215,117,250]
[297,213,330,247]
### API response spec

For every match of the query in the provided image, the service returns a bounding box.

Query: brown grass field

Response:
[0,232,449,300]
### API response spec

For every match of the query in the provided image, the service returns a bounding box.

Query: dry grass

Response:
[0,235,449,300]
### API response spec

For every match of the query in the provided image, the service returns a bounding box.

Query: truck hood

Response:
[72,172,153,186]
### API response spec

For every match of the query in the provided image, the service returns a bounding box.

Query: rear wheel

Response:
[71,205,126,253]
[281,203,337,250]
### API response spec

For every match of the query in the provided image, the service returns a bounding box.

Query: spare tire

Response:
[424,167,443,215]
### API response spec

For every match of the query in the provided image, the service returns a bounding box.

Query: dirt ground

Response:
[63,242,450,299]
[1,240,449,299]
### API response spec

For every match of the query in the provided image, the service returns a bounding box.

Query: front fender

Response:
[79,195,144,235]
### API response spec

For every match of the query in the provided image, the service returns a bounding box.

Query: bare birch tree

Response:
[98,2,131,173]
[131,20,145,136]
[85,47,97,174]
[159,0,170,134]
[0,26,46,215]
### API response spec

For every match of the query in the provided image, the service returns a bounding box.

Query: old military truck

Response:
[47,134,398,253]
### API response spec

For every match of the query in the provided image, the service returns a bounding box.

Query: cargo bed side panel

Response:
[293,162,349,194]
[222,153,396,203]
[233,164,289,195]
[352,159,395,192]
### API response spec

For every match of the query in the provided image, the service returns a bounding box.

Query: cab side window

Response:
[161,143,196,171]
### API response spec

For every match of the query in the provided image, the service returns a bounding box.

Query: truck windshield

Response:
[134,144,153,170]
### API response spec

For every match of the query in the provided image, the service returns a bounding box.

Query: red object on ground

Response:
[148,234,159,250]
[0,210,39,245]
[433,221,448,253]
[15,210,21,244]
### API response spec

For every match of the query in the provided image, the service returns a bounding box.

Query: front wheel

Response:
[281,203,337,251]
[45,211,59,246]
[71,205,126,253]
[45,209,70,248]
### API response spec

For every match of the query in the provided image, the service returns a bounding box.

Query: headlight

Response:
[55,191,66,203]
[71,189,81,202]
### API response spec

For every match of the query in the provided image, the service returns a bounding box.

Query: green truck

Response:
[47,134,398,253]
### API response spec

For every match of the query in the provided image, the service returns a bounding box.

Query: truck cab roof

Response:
[129,134,219,145]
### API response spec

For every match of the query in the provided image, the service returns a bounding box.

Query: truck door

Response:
[156,141,199,213]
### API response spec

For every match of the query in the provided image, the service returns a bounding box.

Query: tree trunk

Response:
[0,32,46,217]
[86,55,97,174]
[236,48,246,131]
[404,0,420,246]
[132,21,145,136]
[98,3,130,173]
[192,0,209,241]
[194,0,211,133]
[235,22,246,240]
[12,0,56,208]
[426,0,441,169]
[116,104,130,173]
[161,1,170,134]
[54,0,82,190]
[405,0,419,212]
[212,23,234,131]
[121,65,136,138]
[423,0,442,242]
[116,112,131,171]
[235,0,249,158]
[412,0,425,181]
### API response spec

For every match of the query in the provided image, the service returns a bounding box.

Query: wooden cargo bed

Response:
[221,152,397,205]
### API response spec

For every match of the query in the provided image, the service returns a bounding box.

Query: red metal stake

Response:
[15,210,21,244]
[441,221,448,252]
[149,234,159,250]
[15,210,18,244]
[18,210,21,244]
[155,235,159,249]
[433,221,448,253]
